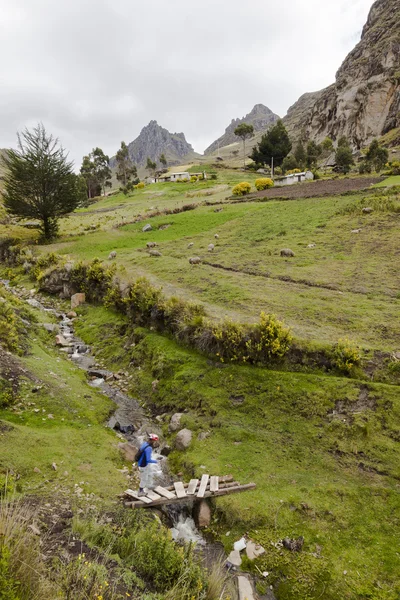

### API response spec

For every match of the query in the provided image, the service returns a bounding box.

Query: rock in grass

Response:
[71,293,85,309]
[169,413,183,432]
[362,207,373,214]
[175,428,192,450]
[149,250,162,257]
[142,224,152,232]
[189,256,201,264]
[208,243,215,252]
[108,251,117,259]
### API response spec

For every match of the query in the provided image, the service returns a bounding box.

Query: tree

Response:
[159,153,167,168]
[365,139,389,172]
[321,137,334,154]
[251,120,292,168]
[234,123,254,168]
[3,123,80,241]
[75,174,89,207]
[294,141,306,170]
[282,155,298,173]
[306,141,322,169]
[116,141,138,189]
[92,147,112,196]
[146,157,157,178]
[335,137,354,174]
[80,155,99,199]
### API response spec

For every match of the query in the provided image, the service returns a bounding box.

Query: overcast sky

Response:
[1,0,374,165]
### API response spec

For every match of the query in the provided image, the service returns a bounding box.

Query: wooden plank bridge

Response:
[123,475,256,509]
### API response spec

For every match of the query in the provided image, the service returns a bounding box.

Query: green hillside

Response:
[1,169,400,599]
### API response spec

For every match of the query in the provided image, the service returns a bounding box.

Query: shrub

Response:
[312,170,321,180]
[232,182,251,196]
[332,338,361,374]
[274,166,282,176]
[135,182,145,189]
[190,176,198,183]
[386,160,400,176]
[210,173,218,180]
[124,277,163,324]
[286,168,301,175]
[255,177,274,191]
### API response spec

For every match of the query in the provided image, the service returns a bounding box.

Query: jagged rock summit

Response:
[204,104,280,155]
[283,0,400,148]
[114,120,198,168]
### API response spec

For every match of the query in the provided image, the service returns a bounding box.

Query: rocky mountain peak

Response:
[283,0,400,149]
[111,121,197,168]
[204,104,279,155]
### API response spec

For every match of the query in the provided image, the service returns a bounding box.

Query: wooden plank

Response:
[197,474,209,498]
[210,476,219,492]
[187,479,199,495]
[174,482,187,499]
[154,486,176,500]
[130,483,257,509]
[124,489,153,504]
[145,490,162,501]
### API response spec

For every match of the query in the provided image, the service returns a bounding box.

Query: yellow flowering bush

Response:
[232,182,252,196]
[332,338,361,374]
[135,182,145,189]
[255,178,274,190]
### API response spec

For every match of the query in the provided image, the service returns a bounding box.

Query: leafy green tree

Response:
[282,155,298,173]
[80,155,100,199]
[294,141,306,170]
[321,137,334,154]
[366,139,389,172]
[251,120,292,168]
[159,153,167,168]
[92,147,112,196]
[75,174,89,206]
[335,137,354,174]
[306,141,322,169]
[234,123,254,168]
[146,157,157,178]
[3,123,80,241]
[116,141,138,189]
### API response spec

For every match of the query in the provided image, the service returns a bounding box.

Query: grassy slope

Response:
[49,185,400,351]
[0,296,129,500]
[374,175,400,187]
[73,304,400,600]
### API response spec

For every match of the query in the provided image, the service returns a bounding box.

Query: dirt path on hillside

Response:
[248,177,382,200]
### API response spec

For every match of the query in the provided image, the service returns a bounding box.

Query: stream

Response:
[1,281,220,549]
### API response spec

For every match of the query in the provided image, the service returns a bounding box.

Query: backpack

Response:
[134,443,149,465]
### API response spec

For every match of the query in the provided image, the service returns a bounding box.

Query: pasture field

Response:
[46,180,400,351]
[72,303,400,600]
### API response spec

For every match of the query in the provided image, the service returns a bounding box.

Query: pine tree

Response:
[3,123,80,241]
[251,120,292,167]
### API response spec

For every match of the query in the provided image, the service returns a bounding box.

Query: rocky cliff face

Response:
[204,104,279,155]
[111,120,197,168]
[283,0,400,148]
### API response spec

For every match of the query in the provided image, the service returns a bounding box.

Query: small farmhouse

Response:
[154,171,207,183]
[274,171,314,187]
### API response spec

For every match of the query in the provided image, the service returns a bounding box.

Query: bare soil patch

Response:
[248,177,383,200]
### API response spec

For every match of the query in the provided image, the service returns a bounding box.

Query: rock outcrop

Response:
[111,120,199,168]
[204,104,279,155]
[283,0,400,149]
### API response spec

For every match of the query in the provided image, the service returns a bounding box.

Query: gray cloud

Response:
[1,0,374,165]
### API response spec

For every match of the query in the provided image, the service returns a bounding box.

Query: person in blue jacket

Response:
[138,433,159,494]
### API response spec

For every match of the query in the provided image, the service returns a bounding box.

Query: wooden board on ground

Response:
[174,482,186,499]
[187,479,199,495]
[125,489,153,504]
[145,490,162,501]
[210,476,219,492]
[197,474,209,498]
[154,486,176,500]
